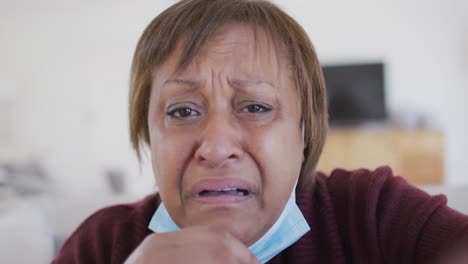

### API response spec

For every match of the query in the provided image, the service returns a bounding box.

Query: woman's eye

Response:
[167,107,199,118]
[241,104,271,113]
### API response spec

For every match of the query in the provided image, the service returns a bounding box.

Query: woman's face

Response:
[147,23,304,246]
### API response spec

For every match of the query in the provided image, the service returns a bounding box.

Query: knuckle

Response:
[143,233,161,245]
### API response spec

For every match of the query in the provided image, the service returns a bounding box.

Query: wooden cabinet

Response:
[316,128,444,184]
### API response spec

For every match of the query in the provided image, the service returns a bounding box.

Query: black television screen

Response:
[322,63,387,126]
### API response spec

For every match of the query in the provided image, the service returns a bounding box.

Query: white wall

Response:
[1,0,467,198]
[282,0,468,184]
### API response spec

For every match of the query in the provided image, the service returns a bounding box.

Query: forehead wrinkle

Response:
[209,40,244,56]
[229,78,276,91]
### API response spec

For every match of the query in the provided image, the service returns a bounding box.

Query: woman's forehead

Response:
[160,23,290,84]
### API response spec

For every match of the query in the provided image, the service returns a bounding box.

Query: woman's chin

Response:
[184,209,267,246]
[210,220,260,246]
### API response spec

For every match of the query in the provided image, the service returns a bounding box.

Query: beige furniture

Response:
[317,128,444,184]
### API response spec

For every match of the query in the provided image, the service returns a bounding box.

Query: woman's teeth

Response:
[199,188,249,196]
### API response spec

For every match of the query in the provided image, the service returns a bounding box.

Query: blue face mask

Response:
[148,183,310,263]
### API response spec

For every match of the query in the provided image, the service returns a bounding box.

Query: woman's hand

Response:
[124,226,259,264]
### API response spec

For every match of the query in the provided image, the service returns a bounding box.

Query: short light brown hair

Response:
[129,0,328,186]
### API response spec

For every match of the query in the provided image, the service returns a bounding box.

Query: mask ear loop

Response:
[301,121,305,146]
[302,120,310,160]
[291,179,298,202]
[291,121,306,202]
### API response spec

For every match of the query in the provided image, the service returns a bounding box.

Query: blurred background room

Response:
[0,0,467,263]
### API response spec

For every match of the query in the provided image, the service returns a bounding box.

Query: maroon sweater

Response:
[53,166,468,263]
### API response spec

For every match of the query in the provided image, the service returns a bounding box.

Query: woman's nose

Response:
[194,115,243,168]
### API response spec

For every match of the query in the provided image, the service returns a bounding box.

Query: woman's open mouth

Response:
[190,178,255,204]
[198,188,249,197]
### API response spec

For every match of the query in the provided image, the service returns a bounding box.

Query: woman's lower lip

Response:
[191,193,253,204]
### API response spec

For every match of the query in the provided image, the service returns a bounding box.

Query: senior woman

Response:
[53,0,468,263]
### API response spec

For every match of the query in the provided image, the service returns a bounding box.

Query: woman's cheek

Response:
[156,133,194,181]
[254,124,301,185]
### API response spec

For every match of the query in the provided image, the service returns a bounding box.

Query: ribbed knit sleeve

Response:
[325,166,468,264]
[415,204,468,263]
[52,193,160,264]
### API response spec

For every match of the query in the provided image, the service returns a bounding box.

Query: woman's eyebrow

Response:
[160,78,202,95]
[163,78,200,88]
[161,78,275,92]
